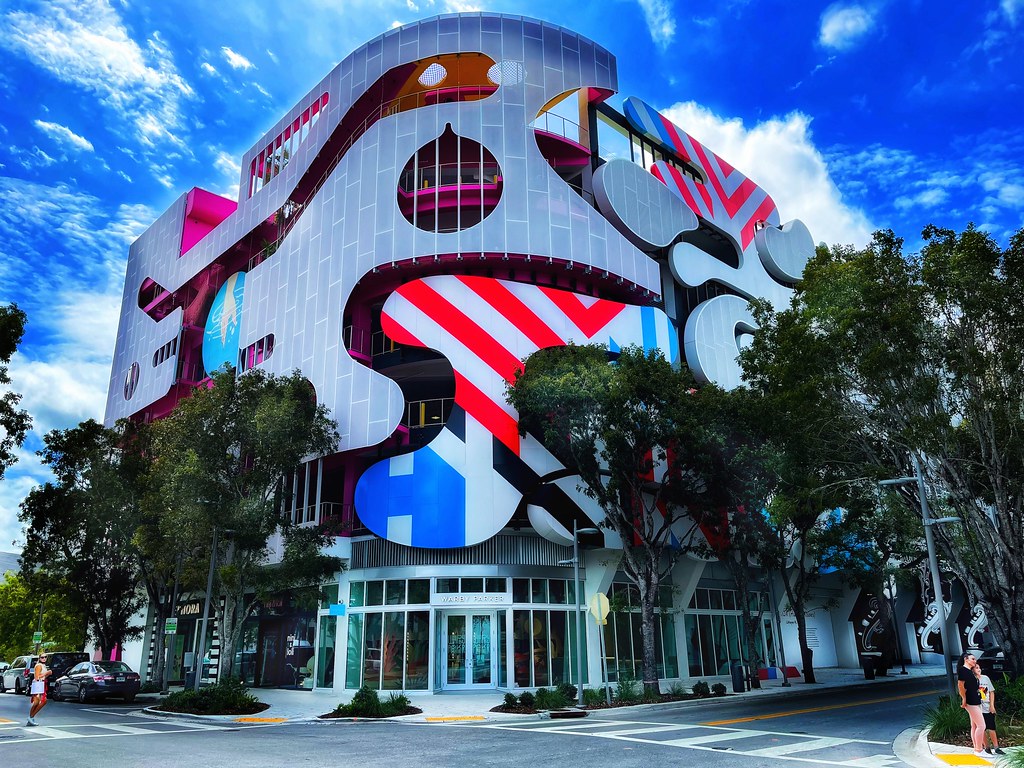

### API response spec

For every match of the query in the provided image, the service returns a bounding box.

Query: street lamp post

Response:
[193,527,219,692]
[880,453,959,700]
[883,573,908,675]
[558,520,599,708]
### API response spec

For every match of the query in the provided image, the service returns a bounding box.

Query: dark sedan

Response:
[52,660,141,703]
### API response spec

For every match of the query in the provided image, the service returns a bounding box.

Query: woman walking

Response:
[957,652,986,757]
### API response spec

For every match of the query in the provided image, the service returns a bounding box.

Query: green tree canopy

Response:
[508,344,763,692]
[152,367,341,678]
[18,420,146,658]
[0,303,31,480]
[741,224,1024,675]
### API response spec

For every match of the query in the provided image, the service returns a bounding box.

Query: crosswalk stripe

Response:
[87,724,164,735]
[743,737,854,756]
[24,726,75,739]
[662,729,776,746]
[594,725,700,737]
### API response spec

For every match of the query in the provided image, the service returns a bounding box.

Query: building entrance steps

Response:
[145,664,946,724]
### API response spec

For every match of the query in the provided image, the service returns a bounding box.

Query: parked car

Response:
[0,655,35,694]
[977,647,1007,677]
[0,661,9,673]
[52,660,141,703]
[0,651,90,695]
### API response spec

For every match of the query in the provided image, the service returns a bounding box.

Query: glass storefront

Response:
[683,587,776,677]
[600,582,678,681]
[342,575,592,691]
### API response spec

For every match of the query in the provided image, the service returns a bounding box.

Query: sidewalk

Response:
[148,663,947,724]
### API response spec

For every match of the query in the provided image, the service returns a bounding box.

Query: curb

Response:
[894,728,945,768]
[142,706,295,724]
[584,673,944,718]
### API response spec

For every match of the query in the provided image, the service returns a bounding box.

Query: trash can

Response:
[185,669,196,689]
[860,652,880,680]
[731,662,746,693]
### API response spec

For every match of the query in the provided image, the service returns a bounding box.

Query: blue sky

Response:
[0,0,1021,551]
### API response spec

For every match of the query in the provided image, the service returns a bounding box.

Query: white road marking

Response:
[743,736,854,756]
[473,718,897,766]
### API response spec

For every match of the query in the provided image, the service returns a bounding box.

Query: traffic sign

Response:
[164,618,178,635]
[32,631,42,644]
[589,593,610,625]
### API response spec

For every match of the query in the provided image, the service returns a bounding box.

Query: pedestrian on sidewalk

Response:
[27,653,52,727]
[957,651,986,757]
[975,665,1005,755]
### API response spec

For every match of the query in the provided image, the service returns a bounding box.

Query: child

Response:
[976,666,1006,755]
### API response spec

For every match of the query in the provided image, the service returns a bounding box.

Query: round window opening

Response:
[398,125,503,233]
[418,62,448,87]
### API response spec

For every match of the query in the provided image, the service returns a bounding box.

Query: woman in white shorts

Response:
[27,654,51,727]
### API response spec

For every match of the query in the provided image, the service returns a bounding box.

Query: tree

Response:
[19,420,146,658]
[741,225,1024,676]
[0,303,31,481]
[0,570,89,661]
[152,368,340,679]
[508,344,756,694]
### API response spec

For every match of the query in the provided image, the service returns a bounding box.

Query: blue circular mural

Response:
[202,272,246,376]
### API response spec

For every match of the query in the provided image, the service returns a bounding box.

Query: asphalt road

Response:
[0,676,941,767]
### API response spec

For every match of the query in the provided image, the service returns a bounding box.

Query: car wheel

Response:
[14,679,22,695]
[51,684,63,702]
[124,693,136,703]
[77,686,89,704]
[0,677,6,693]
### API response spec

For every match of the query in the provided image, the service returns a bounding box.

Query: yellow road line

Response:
[934,754,992,766]
[702,688,942,725]
[0,718,14,724]
[425,716,486,722]
[234,716,288,723]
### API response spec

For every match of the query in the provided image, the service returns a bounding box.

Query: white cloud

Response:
[1003,0,1023,24]
[253,82,271,98]
[221,46,254,70]
[659,101,874,248]
[636,0,676,48]
[894,187,949,210]
[819,4,876,50]
[33,119,94,152]
[0,0,194,148]
[200,61,218,76]
[266,49,279,64]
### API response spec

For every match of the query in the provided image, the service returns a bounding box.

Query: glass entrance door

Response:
[442,611,495,689]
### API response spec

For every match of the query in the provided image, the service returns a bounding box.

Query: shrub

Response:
[160,677,262,715]
[615,669,642,703]
[555,682,577,701]
[999,673,1024,720]
[711,683,727,697]
[139,680,162,694]
[535,687,570,710]
[583,687,607,706]
[1007,746,1024,768]
[667,682,689,697]
[922,696,970,742]
[692,681,711,698]
[332,685,416,718]
[503,692,519,708]
[517,691,536,710]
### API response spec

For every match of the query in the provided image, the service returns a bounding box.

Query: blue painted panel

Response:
[202,272,246,376]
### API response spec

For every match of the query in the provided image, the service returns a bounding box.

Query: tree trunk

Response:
[793,600,816,684]
[150,613,166,685]
[217,592,237,681]
[639,571,660,696]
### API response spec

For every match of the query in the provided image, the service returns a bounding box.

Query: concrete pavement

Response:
[148,663,947,724]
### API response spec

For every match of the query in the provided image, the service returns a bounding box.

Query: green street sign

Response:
[164,618,178,635]
[32,631,43,644]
